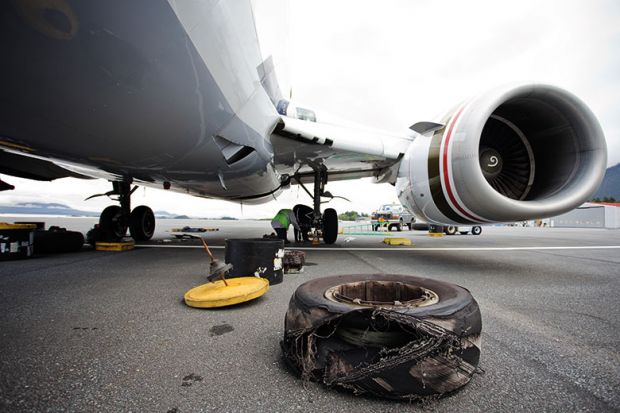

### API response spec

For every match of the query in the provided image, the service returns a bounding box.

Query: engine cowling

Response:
[396,83,607,225]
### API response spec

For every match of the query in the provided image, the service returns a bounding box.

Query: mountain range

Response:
[0,202,183,218]
[594,163,620,200]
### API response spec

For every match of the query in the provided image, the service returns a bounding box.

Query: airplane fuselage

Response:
[0,0,282,203]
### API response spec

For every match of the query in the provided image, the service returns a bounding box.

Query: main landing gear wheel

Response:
[99,205,127,240]
[322,208,338,245]
[129,205,155,241]
[89,181,157,243]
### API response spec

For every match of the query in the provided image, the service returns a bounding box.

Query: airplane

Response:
[0,1,608,245]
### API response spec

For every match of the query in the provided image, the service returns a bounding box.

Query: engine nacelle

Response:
[397,83,607,225]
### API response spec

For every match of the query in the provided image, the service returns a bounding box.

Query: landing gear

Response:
[294,164,338,245]
[311,165,338,245]
[90,180,156,242]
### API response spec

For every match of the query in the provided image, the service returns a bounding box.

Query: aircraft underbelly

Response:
[0,0,281,201]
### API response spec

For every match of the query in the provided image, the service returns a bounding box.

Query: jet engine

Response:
[397,83,607,224]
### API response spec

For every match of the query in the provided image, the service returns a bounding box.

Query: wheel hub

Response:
[325,280,439,308]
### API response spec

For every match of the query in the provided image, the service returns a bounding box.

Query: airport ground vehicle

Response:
[0,1,607,245]
[370,204,415,231]
[413,223,482,235]
[444,225,482,235]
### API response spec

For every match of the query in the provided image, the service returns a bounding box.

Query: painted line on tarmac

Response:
[136,244,620,252]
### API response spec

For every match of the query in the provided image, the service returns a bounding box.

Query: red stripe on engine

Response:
[441,106,480,222]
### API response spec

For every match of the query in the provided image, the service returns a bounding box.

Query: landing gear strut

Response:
[299,165,338,245]
[90,180,155,242]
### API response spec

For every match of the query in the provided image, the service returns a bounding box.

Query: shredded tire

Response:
[281,274,482,400]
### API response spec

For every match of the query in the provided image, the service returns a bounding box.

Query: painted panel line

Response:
[135,244,620,252]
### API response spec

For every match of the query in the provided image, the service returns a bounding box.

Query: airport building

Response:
[551,202,620,229]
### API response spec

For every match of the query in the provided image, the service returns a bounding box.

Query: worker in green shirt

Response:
[271,208,300,244]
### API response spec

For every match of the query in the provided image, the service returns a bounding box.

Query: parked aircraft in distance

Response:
[0,1,607,244]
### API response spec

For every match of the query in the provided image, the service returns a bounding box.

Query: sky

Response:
[2,0,619,218]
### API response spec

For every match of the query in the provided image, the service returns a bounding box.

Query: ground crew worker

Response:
[271,209,300,244]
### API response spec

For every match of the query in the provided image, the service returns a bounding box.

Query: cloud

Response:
[290,0,620,165]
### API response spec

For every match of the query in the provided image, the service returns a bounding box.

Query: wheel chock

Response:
[184,277,269,308]
[95,240,135,251]
[428,232,444,237]
[383,237,413,246]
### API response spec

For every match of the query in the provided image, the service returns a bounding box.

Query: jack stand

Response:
[312,230,321,245]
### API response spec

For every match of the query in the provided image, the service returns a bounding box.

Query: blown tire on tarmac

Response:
[281,274,482,400]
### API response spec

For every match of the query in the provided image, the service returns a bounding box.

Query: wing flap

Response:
[275,117,408,159]
[271,116,411,183]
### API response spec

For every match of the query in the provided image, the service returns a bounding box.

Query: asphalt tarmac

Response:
[1,219,619,412]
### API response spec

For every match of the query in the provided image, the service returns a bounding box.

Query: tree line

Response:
[338,211,369,221]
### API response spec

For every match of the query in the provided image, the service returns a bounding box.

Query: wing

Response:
[271,116,412,185]
[0,149,93,182]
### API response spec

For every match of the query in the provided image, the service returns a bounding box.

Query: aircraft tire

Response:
[282,273,481,399]
[129,205,155,241]
[99,205,127,241]
[322,208,338,244]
